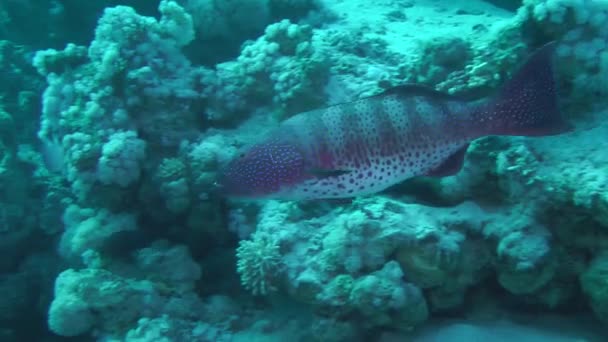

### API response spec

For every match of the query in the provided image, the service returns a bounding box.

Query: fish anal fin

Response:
[426,144,469,177]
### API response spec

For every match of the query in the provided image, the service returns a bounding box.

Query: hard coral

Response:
[236,231,282,296]
[97,131,146,188]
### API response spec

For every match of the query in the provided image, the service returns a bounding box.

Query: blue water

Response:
[0,0,607,341]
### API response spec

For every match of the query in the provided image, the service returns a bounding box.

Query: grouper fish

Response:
[217,42,570,200]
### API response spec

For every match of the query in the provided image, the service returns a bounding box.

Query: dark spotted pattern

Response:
[284,94,472,198]
[219,42,568,199]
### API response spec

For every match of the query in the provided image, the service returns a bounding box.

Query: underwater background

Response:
[0,0,607,341]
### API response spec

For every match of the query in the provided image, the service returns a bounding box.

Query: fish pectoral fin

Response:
[425,144,469,177]
[308,168,351,179]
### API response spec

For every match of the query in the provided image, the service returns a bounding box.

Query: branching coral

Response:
[236,231,282,296]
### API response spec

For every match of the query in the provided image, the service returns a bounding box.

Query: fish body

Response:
[218,42,569,200]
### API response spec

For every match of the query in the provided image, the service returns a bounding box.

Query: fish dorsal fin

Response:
[426,144,469,177]
[378,84,460,100]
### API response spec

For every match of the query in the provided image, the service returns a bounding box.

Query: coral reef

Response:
[0,0,606,341]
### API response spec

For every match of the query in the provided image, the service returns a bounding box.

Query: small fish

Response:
[218,42,570,200]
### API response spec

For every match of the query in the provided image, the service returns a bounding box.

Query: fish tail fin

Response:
[477,41,572,137]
